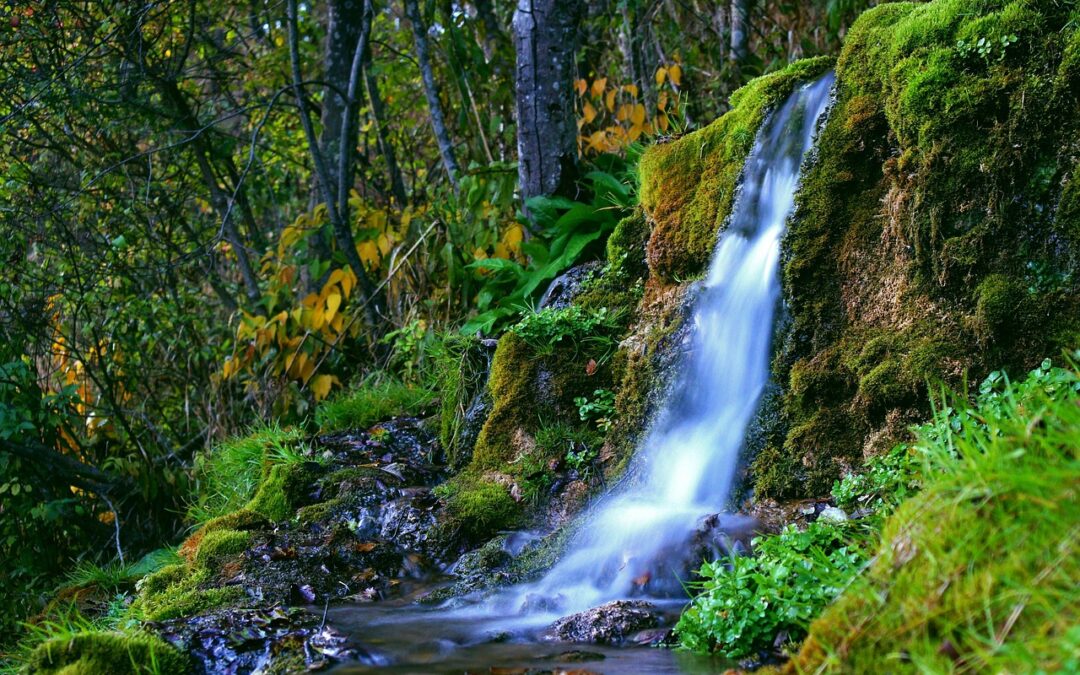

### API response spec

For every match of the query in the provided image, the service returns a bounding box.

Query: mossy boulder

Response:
[749,0,1080,498]
[27,631,190,674]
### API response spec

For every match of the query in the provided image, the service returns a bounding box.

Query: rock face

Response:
[549,600,661,644]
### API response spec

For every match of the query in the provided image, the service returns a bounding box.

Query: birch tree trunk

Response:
[513,0,584,206]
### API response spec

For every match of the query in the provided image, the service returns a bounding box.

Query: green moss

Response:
[433,473,520,546]
[198,508,268,535]
[245,461,319,522]
[975,273,1025,343]
[27,631,189,674]
[784,361,1080,673]
[315,377,434,433]
[192,529,250,569]
[470,332,539,470]
[132,564,246,622]
[639,56,834,281]
[754,0,1080,498]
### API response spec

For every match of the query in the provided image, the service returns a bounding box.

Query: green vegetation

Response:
[676,521,871,659]
[430,334,491,468]
[25,630,187,675]
[461,166,638,335]
[756,0,1080,498]
[187,424,307,524]
[787,358,1080,672]
[512,306,625,361]
[314,377,435,433]
[680,358,1080,671]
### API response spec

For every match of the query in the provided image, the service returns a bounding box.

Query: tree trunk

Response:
[730,0,750,65]
[321,0,371,208]
[513,0,584,207]
[287,0,381,328]
[403,0,461,190]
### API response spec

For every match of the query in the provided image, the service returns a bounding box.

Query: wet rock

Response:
[548,600,660,644]
[629,628,674,647]
[539,261,602,309]
[379,488,439,552]
[553,649,606,662]
[817,506,848,523]
[151,606,368,674]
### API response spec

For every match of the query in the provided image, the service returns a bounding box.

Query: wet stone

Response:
[548,600,660,645]
[150,606,368,675]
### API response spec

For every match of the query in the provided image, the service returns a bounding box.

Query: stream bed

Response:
[325,599,733,674]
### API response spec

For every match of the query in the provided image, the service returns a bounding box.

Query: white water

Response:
[493,73,836,616]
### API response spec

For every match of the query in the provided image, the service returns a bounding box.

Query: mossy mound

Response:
[781,363,1080,673]
[755,0,1080,497]
[638,56,834,282]
[27,631,190,674]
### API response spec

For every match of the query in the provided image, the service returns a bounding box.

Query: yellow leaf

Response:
[309,306,325,331]
[326,268,346,289]
[310,374,336,401]
[493,242,510,259]
[288,351,307,379]
[331,313,345,333]
[341,269,356,299]
[377,233,391,256]
[473,247,488,260]
[325,292,342,323]
[623,84,639,98]
[591,77,607,97]
[582,101,597,125]
[616,104,630,122]
[575,78,587,96]
[655,67,667,86]
[301,293,319,309]
[357,241,380,269]
[669,64,682,86]
[658,91,669,112]
[605,89,617,113]
[299,354,316,382]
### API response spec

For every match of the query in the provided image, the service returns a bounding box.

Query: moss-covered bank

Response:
[754,0,1080,498]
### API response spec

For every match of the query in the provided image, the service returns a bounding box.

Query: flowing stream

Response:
[510,71,836,615]
[330,73,835,672]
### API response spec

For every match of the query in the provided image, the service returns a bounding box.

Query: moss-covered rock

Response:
[753,0,1080,498]
[639,56,834,282]
[27,631,190,674]
[245,461,321,522]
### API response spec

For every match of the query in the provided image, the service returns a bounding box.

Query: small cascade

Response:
[508,72,836,615]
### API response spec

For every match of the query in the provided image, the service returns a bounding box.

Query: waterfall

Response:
[507,72,836,615]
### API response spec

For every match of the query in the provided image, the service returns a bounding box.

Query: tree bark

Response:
[321,0,371,209]
[403,0,461,190]
[287,0,381,328]
[730,0,750,65]
[513,0,584,206]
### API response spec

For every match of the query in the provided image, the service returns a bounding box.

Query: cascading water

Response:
[512,72,836,615]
